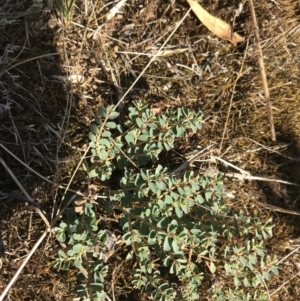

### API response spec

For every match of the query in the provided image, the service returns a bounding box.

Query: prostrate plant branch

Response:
[53,102,279,301]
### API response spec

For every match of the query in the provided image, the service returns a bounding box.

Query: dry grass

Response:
[0,0,300,300]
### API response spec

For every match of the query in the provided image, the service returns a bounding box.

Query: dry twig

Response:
[220,40,248,151]
[248,0,276,141]
[0,232,48,301]
[270,271,300,296]
[253,200,300,216]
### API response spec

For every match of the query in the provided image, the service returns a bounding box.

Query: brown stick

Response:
[253,200,300,216]
[248,0,276,141]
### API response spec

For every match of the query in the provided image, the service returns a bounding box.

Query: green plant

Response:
[53,0,76,23]
[53,101,278,301]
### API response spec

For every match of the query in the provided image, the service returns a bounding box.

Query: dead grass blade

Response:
[0,157,50,228]
[248,0,276,141]
[106,0,127,21]
[253,200,300,216]
[220,40,249,151]
[186,0,245,46]
[210,155,300,185]
[112,4,194,111]
[0,142,84,196]
[275,245,300,267]
[0,52,60,78]
[244,137,299,162]
[221,170,300,187]
[0,231,48,301]
[270,271,300,296]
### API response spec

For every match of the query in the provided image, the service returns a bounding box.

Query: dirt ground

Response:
[0,0,300,300]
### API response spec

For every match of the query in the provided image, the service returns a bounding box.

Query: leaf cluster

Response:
[53,203,110,300]
[86,101,202,180]
[54,101,278,301]
[53,0,77,23]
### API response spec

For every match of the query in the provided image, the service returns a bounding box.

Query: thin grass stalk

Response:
[248,0,276,141]
[53,0,77,22]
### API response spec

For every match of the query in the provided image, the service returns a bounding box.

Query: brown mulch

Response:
[0,0,300,300]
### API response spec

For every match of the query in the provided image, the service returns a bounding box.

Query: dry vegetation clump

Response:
[0,0,300,300]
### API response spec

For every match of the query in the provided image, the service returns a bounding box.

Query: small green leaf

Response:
[58,250,67,258]
[149,182,158,193]
[172,240,179,252]
[159,283,170,291]
[108,111,119,120]
[140,222,150,235]
[60,222,68,228]
[101,130,111,137]
[190,228,202,235]
[62,260,70,270]
[90,283,104,292]
[170,191,179,201]
[163,256,171,267]
[173,125,184,137]
[157,181,166,190]
[88,168,98,178]
[255,273,263,284]
[248,254,257,265]
[165,195,173,204]
[157,217,169,228]
[138,134,149,141]
[243,277,250,287]
[157,199,165,209]
[116,124,123,133]
[270,265,279,275]
[234,276,241,287]
[175,206,183,218]
[148,230,157,245]
[90,124,99,135]
[262,271,271,280]
[53,259,62,271]
[180,204,189,214]
[90,141,96,149]
[95,291,107,299]
[97,149,107,160]
[255,248,265,257]
[196,194,204,204]
[73,243,82,253]
[163,236,172,251]
[170,262,177,274]
[99,138,111,147]
[136,117,143,128]
[105,121,117,129]
[74,257,82,268]
[117,156,129,168]
[98,106,106,117]
[209,261,216,274]
[163,140,173,151]
[239,256,248,266]
[89,133,97,142]
[168,219,178,230]
[205,191,212,201]
[125,131,135,144]
[224,263,231,274]
[159,116,166,128]
[95,116,102,125]
[74,284,87,295]
[123,232,132,245]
